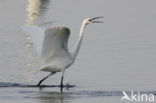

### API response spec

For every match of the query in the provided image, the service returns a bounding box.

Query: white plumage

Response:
[41,27,74,72]
[22,16,103,89]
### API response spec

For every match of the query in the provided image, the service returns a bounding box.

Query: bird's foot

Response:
[37,82,42,87]
[60,83,75,88]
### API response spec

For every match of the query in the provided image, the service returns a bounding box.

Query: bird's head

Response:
[83,16,103,25]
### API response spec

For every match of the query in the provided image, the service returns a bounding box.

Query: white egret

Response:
[22,17,103,89]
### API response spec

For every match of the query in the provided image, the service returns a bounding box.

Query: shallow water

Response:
[0,0,156,103]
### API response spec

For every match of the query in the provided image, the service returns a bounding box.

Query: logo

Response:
[121,91,155,102]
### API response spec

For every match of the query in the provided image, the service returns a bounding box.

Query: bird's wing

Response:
[22,26,71,63]
[22,25,45,55]
[42,27,70,63]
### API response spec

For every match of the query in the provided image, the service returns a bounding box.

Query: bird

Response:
[22,17,103,90]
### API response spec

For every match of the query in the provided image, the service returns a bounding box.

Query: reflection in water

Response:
[37,91,74,103]
[26,0,50,25]
[24,0,51,81]
[36,90,156,103]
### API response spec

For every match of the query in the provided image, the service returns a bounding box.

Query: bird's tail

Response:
[40,66,61,73]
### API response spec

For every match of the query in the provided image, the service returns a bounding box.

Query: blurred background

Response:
[0,0,156,95]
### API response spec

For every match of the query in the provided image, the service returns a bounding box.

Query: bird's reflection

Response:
[37,91,74,103]
[26,0,51,25]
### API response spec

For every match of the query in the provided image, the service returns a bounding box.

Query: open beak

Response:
[90,16,104,23]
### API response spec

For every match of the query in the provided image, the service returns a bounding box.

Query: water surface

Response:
[0,0,156,103]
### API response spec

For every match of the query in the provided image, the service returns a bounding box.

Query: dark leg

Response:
[37,72,54,86]
[60,75,64,92]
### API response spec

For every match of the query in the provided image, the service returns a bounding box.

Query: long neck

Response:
[72,22,86,59]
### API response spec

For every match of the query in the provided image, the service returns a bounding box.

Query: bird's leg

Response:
[37,72,53,86]
[60,71,65,92]
[60,75,64,86]
[60,75,64,92]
